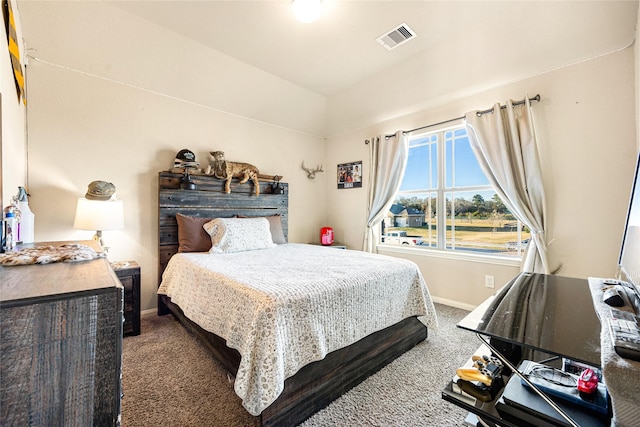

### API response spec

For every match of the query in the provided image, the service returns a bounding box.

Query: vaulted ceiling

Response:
[111,0,638,97]
[17,1,639,137]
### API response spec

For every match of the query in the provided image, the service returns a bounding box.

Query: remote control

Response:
[607,309,640,362]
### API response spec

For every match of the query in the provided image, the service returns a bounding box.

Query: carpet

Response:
[121,303,479,426]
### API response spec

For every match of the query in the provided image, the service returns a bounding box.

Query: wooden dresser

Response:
[0,241,123,426]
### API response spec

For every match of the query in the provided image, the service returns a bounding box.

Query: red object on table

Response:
[320,227,334,245]
[577,368,598,394]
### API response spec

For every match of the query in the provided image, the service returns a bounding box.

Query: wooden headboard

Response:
[157,171,288,314]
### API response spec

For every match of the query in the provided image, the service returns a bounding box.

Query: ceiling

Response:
[110,0,639,98]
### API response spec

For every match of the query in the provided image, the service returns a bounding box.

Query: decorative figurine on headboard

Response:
[207,151,261,196]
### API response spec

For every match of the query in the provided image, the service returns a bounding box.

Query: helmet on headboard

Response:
[174,149,199,169]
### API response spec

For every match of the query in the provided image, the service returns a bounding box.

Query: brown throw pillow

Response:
[176,213,214,252]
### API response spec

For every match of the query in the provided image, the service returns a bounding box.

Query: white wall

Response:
[20,2,328,312]
[17,1,326,138]
[326,48,637,308]
[637,5,640,152]
[325,2,637,139]
[7,1,639,312]
[0,0,26,207]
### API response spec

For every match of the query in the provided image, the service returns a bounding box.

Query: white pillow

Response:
[203,217,276,254]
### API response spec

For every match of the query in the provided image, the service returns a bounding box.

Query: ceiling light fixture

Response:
[292,0,322,24]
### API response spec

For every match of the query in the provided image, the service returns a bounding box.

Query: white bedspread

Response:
[158,243,437,416]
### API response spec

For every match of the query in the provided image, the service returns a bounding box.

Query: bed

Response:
[157,171,438,426]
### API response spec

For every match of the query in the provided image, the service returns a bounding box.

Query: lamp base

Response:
[94,230,109,254]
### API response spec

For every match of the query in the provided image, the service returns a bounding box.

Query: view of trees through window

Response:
[382,126,530,256]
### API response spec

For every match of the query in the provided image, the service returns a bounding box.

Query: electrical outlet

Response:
[485,275,495,289]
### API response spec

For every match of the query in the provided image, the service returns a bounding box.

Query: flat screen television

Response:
[618,152,640,309]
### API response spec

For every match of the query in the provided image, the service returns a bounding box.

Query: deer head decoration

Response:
[301,162,324,179]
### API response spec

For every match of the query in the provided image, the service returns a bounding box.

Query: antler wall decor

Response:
[301,162,324,179]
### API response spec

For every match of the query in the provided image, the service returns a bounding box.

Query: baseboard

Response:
[432,296,476,312]
[141,308,157,318]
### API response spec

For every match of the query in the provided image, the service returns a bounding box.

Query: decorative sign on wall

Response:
[337,161,362,189]
[3,0,26,105]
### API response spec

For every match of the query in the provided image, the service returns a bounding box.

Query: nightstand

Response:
[113,261,140,336]
[309,242,347,249]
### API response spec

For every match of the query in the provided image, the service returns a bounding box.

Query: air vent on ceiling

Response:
[376,23,416,50]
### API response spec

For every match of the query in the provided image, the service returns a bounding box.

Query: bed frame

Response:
[157,171,428,426]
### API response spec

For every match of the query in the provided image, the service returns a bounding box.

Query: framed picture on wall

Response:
[337,161,362,189]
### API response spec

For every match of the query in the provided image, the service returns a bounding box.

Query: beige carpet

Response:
[122,303,479,426]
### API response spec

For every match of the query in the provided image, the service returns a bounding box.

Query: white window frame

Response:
[379,122,524,265]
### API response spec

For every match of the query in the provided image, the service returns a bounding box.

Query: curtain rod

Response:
[364,94,540,144]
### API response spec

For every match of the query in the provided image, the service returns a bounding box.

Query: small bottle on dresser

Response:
[3,211,16,250]
[3,203,19,251]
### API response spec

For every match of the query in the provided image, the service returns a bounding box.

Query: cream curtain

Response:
[465,98,549,273]
[363,131,409,252]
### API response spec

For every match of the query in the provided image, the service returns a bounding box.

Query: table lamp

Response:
[73,181,124,252]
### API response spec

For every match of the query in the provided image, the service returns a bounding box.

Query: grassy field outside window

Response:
[389,217,531,256]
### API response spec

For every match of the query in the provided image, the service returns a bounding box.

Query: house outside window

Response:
[382,125,529,257]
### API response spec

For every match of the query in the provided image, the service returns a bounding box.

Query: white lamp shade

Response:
[292,0,322,23]
[74,198,124,231]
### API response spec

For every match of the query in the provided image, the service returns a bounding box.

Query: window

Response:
[382,125,529,257]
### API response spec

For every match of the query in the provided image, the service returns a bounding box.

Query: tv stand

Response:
[442,273,610,427]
